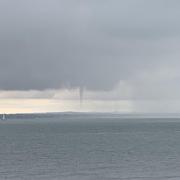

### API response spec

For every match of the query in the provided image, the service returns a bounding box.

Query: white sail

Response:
[2,114,6,120]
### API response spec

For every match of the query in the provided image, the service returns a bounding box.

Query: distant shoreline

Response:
[2,112,180,120]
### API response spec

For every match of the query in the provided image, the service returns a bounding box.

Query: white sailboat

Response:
[2,114,6,121]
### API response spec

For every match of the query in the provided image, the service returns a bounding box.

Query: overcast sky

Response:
[1,0,180,113]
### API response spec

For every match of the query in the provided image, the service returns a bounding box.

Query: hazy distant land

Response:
[2,112,180,121]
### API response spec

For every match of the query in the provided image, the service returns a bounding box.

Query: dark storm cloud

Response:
[0,0,180,93]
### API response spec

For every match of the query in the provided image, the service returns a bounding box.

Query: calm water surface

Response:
[0,117,180,180]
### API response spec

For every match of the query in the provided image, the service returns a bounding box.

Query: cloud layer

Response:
[0,0,180,101]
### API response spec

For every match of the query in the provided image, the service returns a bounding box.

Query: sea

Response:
[1,113,180,180]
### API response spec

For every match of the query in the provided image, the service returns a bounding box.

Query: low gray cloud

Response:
[0,0,180,100]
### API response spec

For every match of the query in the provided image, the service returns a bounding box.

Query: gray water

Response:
[1,116,180,180]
